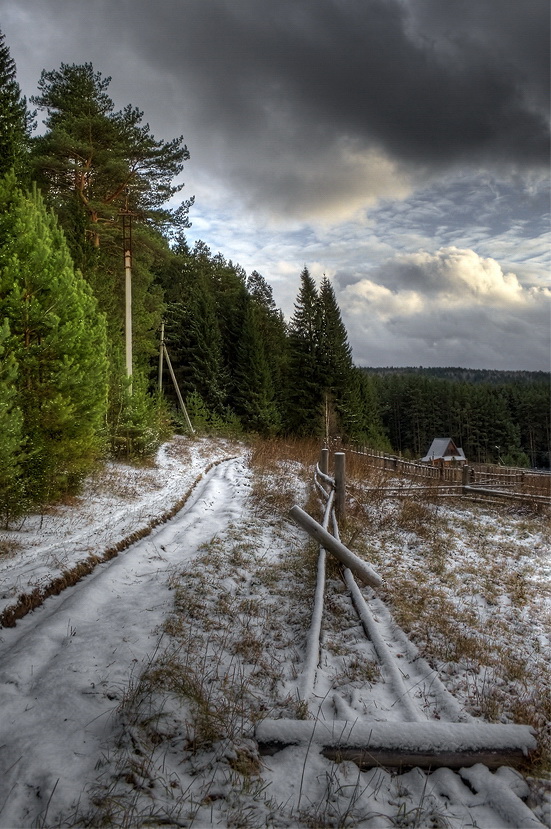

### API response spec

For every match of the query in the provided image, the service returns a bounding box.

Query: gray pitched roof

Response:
[421,437,466,462]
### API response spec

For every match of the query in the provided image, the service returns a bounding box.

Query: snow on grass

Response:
[345,490,551,768]
[0,437,549,827]
[0,436,236,622]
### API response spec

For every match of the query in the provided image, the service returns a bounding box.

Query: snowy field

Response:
[0,436,549,828]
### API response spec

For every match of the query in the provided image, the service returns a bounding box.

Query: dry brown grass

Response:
[293,444,551,775]
[248,436,321,470]
[248,437,321,519]
[0,536,22,559]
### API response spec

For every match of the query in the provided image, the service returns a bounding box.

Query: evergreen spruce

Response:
[317,276,358,438]
[157,243,228,418]
[317,277,353,382]
[233,298,280,435]
[246,270,288,425]
[0,319,23,523]
[0,173,109,505]
[208,250,250,399]
[286,267,323,436]
[353,369,390,449]
[0,29,33,181]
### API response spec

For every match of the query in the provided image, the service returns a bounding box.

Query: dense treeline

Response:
[364,369,550,468]
[0,30,388,522]
[0,28,548,523]
[364,366,549,387]
[156,249,387,446]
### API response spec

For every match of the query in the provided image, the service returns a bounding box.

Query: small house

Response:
[421,437,466,466]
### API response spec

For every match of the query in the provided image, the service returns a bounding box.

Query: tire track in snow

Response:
[0,456,249,829]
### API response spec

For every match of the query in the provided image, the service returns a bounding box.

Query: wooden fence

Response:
[258,447,541,770]
[346,444,551,498]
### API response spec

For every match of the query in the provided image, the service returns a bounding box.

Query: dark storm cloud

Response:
[1,0,548,370]
[118,0,550,166]
[2,0,549,220]
[119,0,551,219]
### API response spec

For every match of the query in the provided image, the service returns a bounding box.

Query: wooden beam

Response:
[463,485,550,504]
[289,505,382,588]
[256,719,537,770]
[319,746,531,770]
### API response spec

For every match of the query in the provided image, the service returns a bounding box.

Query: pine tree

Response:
[29,62,191,346]
[247,270,278,312]
[30,61,191,449]
[317,276,358,438]
[285,267,323,436]
[30,63,191,246]
[233,298,280,435]
[0,29,33,181]
[0,173,109,505]
[0,319,23,523]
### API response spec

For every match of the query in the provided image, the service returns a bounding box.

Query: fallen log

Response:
[289,505,382,588]
[256,719,537,770]
[463,485,551,504]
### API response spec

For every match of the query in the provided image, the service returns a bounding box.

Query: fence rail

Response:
[347,444,551,499]
[259,447,540,777]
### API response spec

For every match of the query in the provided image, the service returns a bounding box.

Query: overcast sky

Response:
[1,0,549,370]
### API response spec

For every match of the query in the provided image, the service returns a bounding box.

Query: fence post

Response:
[334,452,346,520]
[320,447,329,476]
[462,465,470,490]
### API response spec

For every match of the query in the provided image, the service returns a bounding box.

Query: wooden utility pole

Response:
[158,320,165,391]
[157,322,194,434]
[120,195,135,395]
[162,342,195,433]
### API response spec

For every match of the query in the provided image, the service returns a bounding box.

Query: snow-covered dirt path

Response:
[0,439,548,828]
[0,455,249,828]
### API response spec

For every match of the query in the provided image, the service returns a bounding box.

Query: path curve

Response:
[0,456,248,828]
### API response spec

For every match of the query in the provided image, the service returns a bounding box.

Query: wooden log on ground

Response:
[289,505,382,588]
[463,486,551,504]
[256,719,537,770]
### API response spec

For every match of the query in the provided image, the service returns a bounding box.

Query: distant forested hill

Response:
[360,366,549,385]
[358,366,550,468]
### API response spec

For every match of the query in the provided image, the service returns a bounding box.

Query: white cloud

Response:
[342,280,423,320]
[338,247,550,369]
[361,247,531,305]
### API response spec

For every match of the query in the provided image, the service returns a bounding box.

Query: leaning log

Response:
[256,719,537,770]
[289,505,382,588]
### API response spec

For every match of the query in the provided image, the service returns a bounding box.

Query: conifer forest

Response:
[0,30,549,522]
